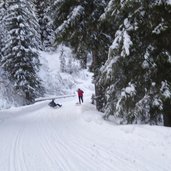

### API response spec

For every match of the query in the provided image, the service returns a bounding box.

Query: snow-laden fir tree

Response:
[1,0,43,104]
[0,0,7,55]
[51,0,110,69]
[33,0,55,51]
[0,67,27,109]
[51,0,85,67]
[97,0,171,126]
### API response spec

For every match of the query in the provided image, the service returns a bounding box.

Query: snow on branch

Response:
[161,81,171,99]
[55,5,84,37]
[152,22,168,35]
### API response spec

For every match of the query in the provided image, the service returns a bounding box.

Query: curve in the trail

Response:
[0,97,171,171]
[0,97,114,171]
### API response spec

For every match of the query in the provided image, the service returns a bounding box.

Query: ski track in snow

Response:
[0,97,171,171]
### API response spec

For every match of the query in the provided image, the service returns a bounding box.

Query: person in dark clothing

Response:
[77,88,84,104]
[49,99,62,108]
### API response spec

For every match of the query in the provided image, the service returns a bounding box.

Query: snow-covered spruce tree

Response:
[33,0,55,50]
[97,0,171,126]
[151,1,171,126]
[0,0,7,54]
[93,0,124,112]
[51,0,110,69]
[51,0,85,67]
[0,67,27,109]
[1,0,43,104]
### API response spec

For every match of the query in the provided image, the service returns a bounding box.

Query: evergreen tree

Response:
[0,67,27,108]
[1,0,43,104]
[51,0,110,68]
[97,0,171,125]
[33,0,55,50]
[0,0,7,55]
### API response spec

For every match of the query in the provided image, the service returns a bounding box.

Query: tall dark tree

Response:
[34,0,55,50]
[97,0,171,126]
[1,0,43,104]
[51,0,110,68]
[0,0,7,55]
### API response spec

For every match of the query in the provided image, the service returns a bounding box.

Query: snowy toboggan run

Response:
[0,95,171,171]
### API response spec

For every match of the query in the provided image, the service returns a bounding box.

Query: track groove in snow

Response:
[0,97,171,171]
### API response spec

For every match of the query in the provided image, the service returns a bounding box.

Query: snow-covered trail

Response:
[0,97,171,171]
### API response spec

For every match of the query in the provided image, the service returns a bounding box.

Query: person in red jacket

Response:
[77,88,84,104]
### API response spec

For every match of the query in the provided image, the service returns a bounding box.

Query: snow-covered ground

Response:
[0,48,171,171]
[0,90,171,171]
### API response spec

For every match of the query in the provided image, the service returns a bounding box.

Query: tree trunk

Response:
[163,99,171,127]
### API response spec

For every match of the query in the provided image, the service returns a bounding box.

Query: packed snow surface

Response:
[0,95,171,171]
